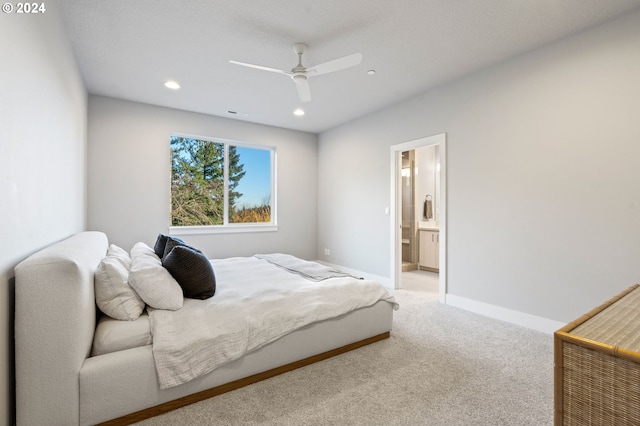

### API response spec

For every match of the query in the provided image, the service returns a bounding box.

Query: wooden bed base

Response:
[99,331,390,425]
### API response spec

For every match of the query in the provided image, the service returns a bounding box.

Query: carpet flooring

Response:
[135,289,554,425]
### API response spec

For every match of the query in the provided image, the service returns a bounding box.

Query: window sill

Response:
[169,224,278,235]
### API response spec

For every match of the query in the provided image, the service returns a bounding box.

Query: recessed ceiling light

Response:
[367,70,376,75]
[293,108,305,116]
[164,81,180,89]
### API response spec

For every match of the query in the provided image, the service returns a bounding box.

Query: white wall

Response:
[0,3,87,424]
[318,10,640,323]
[87,96,318,259]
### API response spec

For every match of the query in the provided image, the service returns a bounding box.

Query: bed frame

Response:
[15,232,394,425]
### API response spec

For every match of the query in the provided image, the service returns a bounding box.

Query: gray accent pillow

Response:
[153,234,185,259]
[162,245,216,299]
[162,236,188,258]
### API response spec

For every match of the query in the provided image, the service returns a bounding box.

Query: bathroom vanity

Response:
[419,226,439,271]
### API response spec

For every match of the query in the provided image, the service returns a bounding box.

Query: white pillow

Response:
[107,244,131,269]
[128,242,183,311]
[95,255,145,321]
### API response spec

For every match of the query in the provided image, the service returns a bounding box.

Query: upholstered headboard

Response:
[15,231,108,426]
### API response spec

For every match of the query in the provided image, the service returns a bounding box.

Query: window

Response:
[169,135,276,234]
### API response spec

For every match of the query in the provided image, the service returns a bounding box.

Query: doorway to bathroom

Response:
[390,134,446,303]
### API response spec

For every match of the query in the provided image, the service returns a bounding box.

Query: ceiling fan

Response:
[229,43,362,103]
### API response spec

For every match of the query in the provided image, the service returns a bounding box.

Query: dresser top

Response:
[571,285,640,352]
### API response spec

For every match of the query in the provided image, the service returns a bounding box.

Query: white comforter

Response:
[148,256,397,389]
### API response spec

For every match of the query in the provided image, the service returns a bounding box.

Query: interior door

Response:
[390,133,447,303]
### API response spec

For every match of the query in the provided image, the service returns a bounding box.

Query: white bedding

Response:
[149,255,397,389]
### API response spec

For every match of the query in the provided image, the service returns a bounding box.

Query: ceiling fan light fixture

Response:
[229,43,362,103]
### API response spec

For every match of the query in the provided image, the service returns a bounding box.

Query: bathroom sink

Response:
[419,221,439,230]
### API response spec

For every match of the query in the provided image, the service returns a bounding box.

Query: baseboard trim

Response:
[445,294,564,335]
[315,261,563,334]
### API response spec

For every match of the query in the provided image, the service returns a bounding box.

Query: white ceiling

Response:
[57,0,640,134]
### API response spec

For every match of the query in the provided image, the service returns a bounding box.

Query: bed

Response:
[14,231,396,425]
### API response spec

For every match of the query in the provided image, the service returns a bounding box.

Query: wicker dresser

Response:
[555,284,640,426]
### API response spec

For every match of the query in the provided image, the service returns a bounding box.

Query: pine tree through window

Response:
[170,135,275,229]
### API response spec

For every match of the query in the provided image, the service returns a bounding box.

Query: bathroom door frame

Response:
[390,133,447,303]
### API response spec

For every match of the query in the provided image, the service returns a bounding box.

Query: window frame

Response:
[168,133,278,235]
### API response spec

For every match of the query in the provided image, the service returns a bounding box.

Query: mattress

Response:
[92,312,152,356]
[90,253,396,388]
[149,255,396,388]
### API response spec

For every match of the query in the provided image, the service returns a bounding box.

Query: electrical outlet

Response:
[324,248,331,256]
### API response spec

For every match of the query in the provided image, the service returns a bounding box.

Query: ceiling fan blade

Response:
[229,60,290,75]
[294,76,311,103]
[307,53,362,76]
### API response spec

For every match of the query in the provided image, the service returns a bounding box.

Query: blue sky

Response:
[234,146,271,208]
